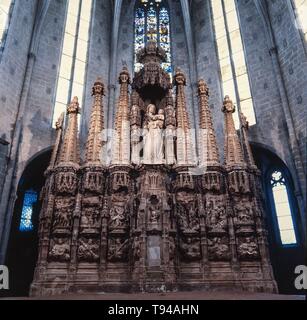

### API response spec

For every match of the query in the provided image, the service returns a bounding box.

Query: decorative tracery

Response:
[134,0,172,75]
[270,170,297,245]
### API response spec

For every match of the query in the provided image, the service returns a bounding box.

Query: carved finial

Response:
[55,112,64,131]
[239,111,256,168]
[174,68,186,86]
[198,79,209,96]
[58,97,80,165]
[222,95,235,113]
[92,77,105,96]
[197,79,220,166]
[119,66,131,84]
[239,111,249,129]
[67,96,80,114]
[85,78,106,164]
[112,67,131,164]
[222,95,244,166]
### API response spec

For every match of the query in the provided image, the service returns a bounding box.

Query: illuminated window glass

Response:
[19,189,38,232]
[52,0,93,127]
[292,0,307,43]
[270,171,297,245]
[0,0,14,56]
[134,0,172,77]
[211,0,256,128]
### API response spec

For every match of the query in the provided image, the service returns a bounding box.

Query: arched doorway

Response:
[252,144,306,294]
[5,149,51,297]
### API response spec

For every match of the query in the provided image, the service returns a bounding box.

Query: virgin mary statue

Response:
[143,104,165,164]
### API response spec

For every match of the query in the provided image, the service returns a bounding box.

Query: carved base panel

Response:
[32,163,277,296]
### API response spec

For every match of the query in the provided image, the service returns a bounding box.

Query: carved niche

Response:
[148,195,161,227]
[54,167,78,195]
[82,166,105,194]
[80,196,101,234]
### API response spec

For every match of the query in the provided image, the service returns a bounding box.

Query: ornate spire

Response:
[197,79,220,166]
[174,68,195,165]
[240,111,257,169]
[222,96,244,167]
[112,67,131,164]
[58,97,80,165]
[48,112,65,170]
[85,77,105,164]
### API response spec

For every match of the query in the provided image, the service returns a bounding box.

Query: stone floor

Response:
[1,291,305,300]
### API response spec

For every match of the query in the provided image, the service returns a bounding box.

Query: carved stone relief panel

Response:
[77,237,100,262]
[176,191,199,234]
[207,236,231,261]
[107,238,129,262]
[205,195,227,234]
[179,236,201,261]
[237,236,259,260]
[52,197,74,233]
[48,237,71,262]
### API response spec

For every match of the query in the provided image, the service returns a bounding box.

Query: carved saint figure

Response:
[143,104,165,164]
[235,200,253,225]
[206,200,227,232]
[109,203,126,229]
[53,198,73,229]
[149,203,160,224]
[176,194,199,232]
[49,238,70,261]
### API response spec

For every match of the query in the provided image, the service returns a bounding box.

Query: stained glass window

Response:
[134,0,172,76]
[52,0,93,128]
[270,171,297,245]
[19,189,38,232]
[211,0,256,128]
[0,0,14,57]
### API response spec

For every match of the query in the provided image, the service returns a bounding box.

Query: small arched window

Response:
[19,189,38,232]
[134,0,172,76]
[270,170,297,246]
[0,0,15,58]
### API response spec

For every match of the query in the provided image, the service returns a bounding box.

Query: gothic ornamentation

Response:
[31,40,277,296]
